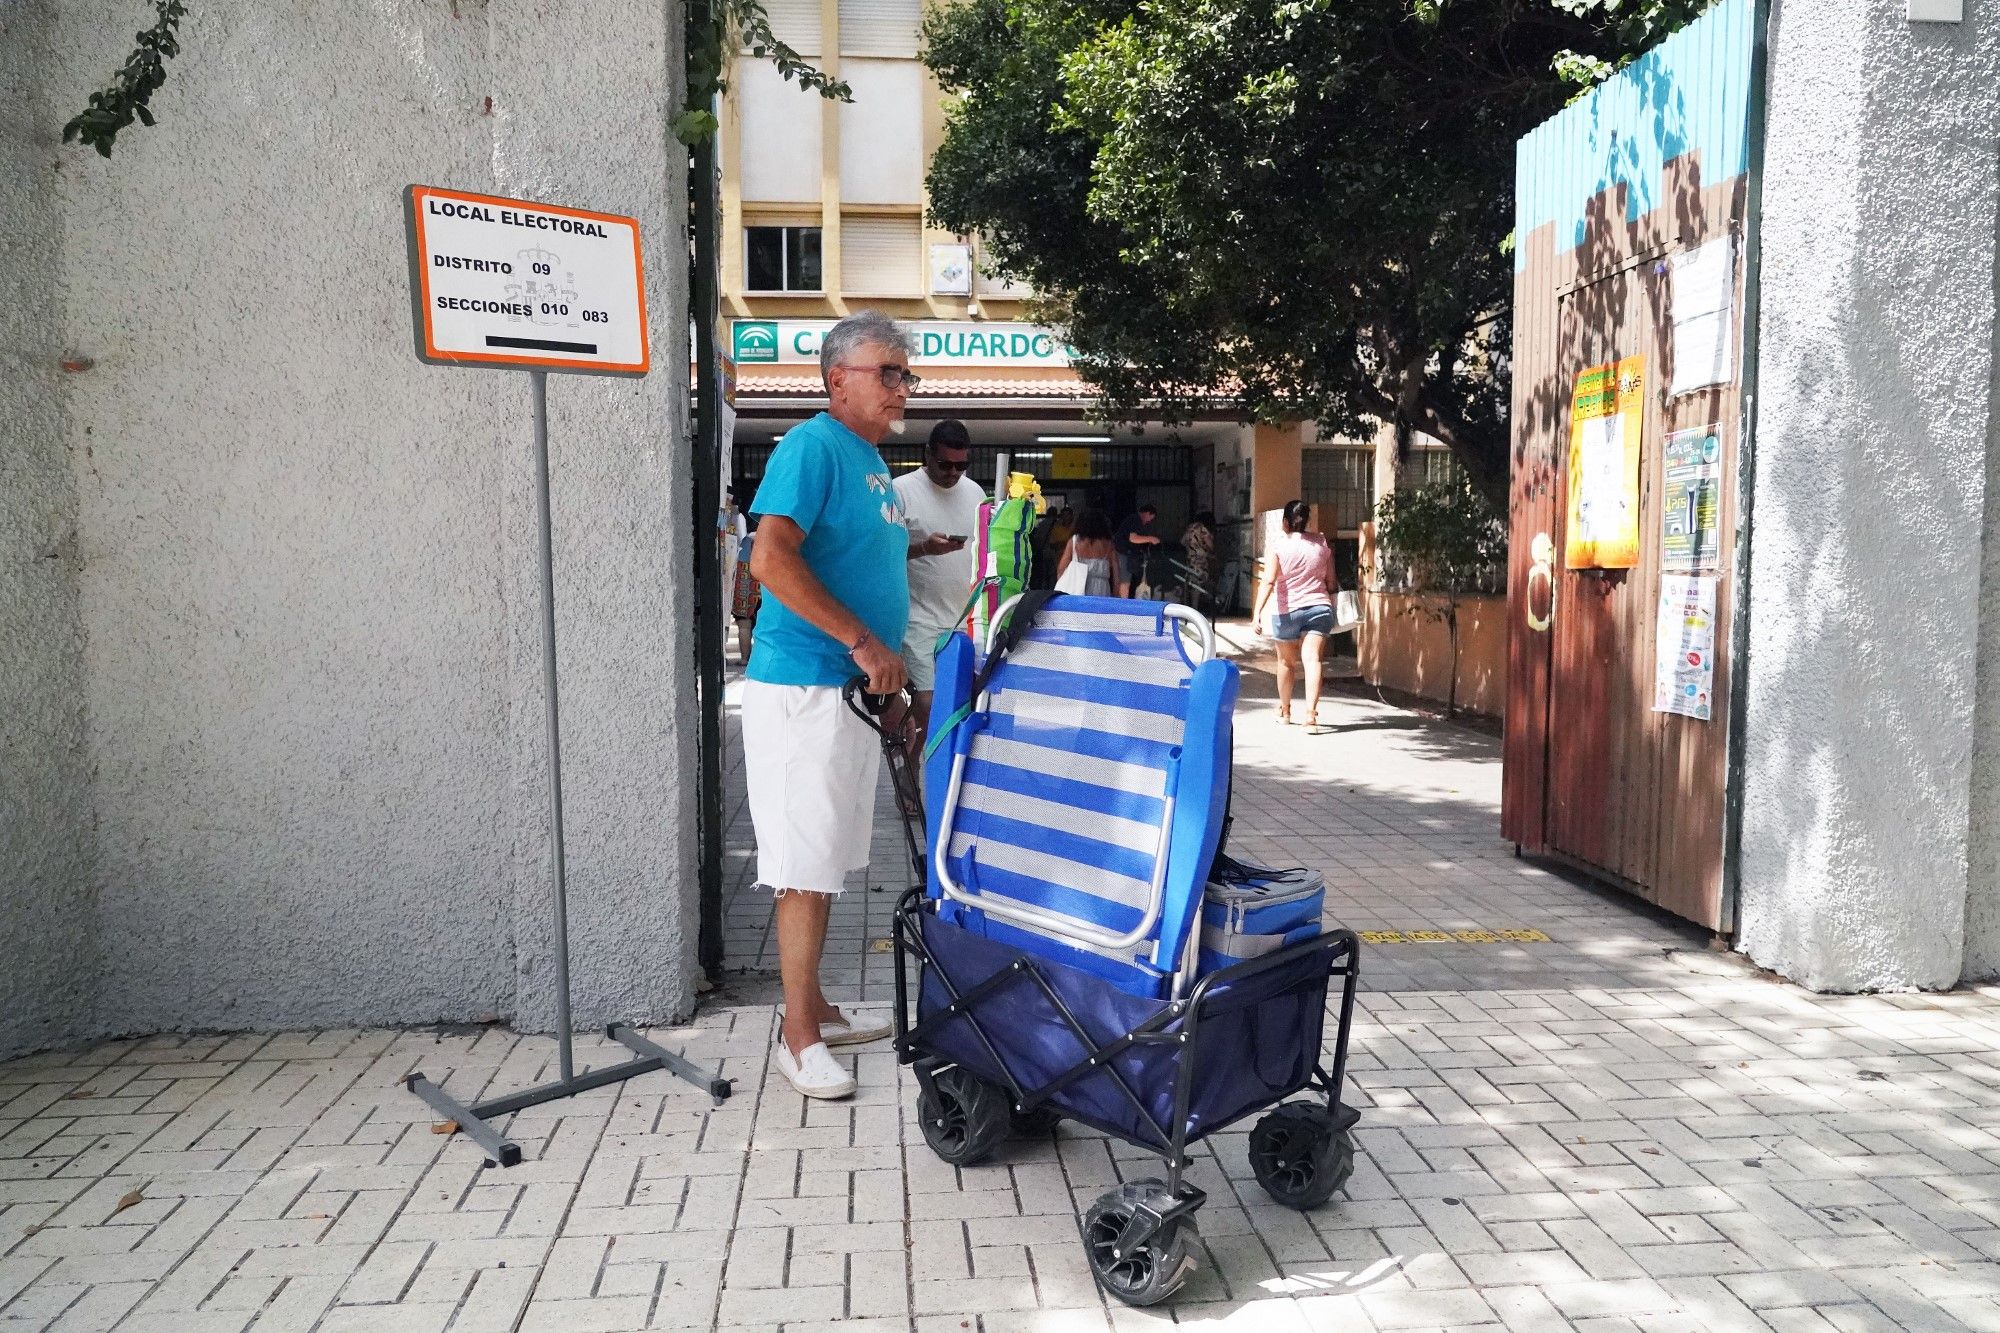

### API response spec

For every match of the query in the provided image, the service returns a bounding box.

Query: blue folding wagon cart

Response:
[860,593,1363,1306]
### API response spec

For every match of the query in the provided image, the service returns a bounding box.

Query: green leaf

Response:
[63,0,186,157]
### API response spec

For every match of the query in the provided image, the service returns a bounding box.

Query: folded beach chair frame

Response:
[880,592,1363,1306]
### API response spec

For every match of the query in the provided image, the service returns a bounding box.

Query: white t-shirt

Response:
[894,469,986,631]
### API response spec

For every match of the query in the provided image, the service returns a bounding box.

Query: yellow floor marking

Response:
[1350,927,1554,946]
[869,938,894,953]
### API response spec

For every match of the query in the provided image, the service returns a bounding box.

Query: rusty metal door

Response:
[1546,263,1661,885]
[1530,254,1734,929]
[1502,0,1757,933]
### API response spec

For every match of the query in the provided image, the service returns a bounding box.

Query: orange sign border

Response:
[405,184,650,377]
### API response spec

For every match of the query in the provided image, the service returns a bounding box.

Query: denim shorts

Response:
[1272,604,1335,641]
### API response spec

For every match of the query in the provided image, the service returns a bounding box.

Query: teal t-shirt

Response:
[748,413,910,686]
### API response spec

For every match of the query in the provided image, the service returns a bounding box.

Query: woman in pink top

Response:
[1252,499,1338,728]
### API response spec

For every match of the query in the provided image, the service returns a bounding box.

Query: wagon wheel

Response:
[1248,1101,1353,1210]
[1083,1181,1198,1307]
[917,1064,1010,1166]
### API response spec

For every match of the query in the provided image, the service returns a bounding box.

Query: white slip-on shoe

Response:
[819,1014,892,1046]
[774,1040,857,1100]
[778,1011,894,1047]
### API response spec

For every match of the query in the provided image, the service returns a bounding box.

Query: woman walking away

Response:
[1055,507,1119,597]
[1252,499,1338,730]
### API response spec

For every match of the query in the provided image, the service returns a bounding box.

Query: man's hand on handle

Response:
[851,633,907,695]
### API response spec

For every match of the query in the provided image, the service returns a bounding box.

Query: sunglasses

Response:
[930,457,969,473]
[841,362,922,392]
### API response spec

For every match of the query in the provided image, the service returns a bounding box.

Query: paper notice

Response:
[1661,425,1723,573]
[1670,237,1735,395]
[1653,575,1718,720]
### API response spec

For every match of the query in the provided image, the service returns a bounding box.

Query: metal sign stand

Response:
[406,370,731,1168]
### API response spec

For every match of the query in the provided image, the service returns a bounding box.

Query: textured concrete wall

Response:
[1,0,693,1056]
[1741,0,1999,989]
[0,3,98,1060]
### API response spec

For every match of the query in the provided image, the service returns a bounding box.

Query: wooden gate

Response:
[1503,0,1758,932]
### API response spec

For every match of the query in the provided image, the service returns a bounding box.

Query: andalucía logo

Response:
[733,321,779,363]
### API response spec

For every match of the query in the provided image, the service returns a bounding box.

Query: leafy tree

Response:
[1371,474,1506,716]
[925,0,1711,507]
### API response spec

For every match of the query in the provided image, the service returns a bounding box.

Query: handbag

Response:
[1332,589,1363,632]
[1053,541,1091,595]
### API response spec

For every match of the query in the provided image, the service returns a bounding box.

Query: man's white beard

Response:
[887,419,907,436]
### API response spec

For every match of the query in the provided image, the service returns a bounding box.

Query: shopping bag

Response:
[1052,543,1091,595]
[1332,590,1362,633]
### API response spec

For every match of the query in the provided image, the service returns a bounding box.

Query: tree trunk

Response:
[1445,599,1460,717]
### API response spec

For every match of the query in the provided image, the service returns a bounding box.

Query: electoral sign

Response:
[404,185,648,376]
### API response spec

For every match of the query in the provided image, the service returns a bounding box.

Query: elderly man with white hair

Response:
[745,310,953,1098]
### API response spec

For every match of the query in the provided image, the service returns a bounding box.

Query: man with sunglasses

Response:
[892,419,982,762]
[746,310,936,1099]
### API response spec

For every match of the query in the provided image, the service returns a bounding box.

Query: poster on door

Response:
[1661,424,1722,572]
[1566,355,1645,569]
[1653,574,1717,720]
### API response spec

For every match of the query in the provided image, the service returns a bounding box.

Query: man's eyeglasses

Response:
[930,457,969,474]
[842,362,921,392]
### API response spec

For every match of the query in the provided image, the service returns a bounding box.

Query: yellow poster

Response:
[1050,446,1092,480]
[1566,355,1645,569]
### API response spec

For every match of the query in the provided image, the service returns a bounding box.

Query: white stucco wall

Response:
[1740,0,2000,989]
[0,3,98,1060]
[1,1,693,1059]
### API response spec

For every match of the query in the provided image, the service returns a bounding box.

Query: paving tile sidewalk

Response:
[6,666,2000,1332]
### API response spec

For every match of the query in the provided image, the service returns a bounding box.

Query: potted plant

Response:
[1370,476,1506,716]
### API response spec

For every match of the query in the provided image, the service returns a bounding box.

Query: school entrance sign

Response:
[403,185,649,375]
[731,317,1074,368]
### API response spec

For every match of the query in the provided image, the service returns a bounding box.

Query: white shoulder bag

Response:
[1053,540,1092,595]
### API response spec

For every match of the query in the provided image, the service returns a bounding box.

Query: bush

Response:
[1372,476,1506,596]
[1370,476,1506,716]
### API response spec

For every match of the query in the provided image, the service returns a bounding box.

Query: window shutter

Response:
[838,60,924,205]
[737,62,823,204]
[838,0,920,57]
[841,216,921,294]
[748,0,822,55]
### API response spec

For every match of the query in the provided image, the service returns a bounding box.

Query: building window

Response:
[839,0,920,57]
[1401,448,1465,491]
[1301,447,1375,531]
[747,0,821,54]
[838,60,924,205]
[738,61,823,203]
[841,215,921,294]
[745,226,822,292]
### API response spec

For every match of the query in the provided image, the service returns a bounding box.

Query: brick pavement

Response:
[6,653,2000,1331]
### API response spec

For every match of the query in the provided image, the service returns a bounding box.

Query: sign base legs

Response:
[405,1024,732,1169]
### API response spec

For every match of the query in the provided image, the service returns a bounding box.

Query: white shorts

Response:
[899,620,956,694]
[741,680,882,894]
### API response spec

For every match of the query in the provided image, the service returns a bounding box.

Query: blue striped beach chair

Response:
[887,593,1364,1307]
[923,594,1234,998]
